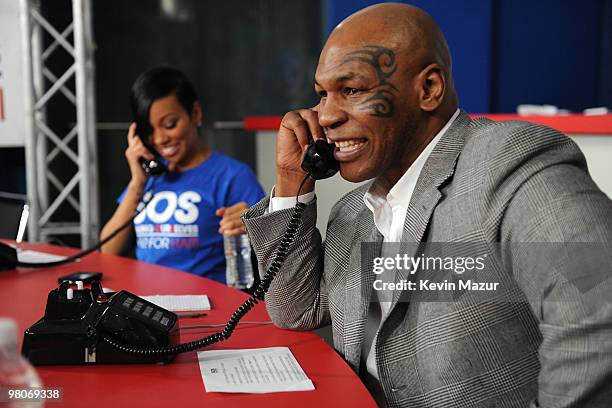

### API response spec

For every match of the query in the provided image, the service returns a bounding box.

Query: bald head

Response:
[321,2,457,110]
[330,3,451,74]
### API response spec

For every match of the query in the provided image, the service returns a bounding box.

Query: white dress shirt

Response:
[361,109,459,382]
[268,109,460,383]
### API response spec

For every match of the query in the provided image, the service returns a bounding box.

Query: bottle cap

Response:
[0,318,19,352]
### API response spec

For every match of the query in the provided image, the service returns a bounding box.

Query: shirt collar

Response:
[364,108,461,212]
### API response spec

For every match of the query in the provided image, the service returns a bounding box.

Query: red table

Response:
[0,242,375,407]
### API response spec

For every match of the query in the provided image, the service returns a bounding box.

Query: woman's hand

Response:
[216,202,249,237]
[125,123,154,187]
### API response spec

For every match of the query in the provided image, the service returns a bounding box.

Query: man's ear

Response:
[418,64,445,112]
[192,101,203,126]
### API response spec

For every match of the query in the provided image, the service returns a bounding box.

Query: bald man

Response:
[243,3,612,407]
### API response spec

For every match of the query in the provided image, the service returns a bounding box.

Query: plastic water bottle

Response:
[0,319,43,408]
[224,234,255,289]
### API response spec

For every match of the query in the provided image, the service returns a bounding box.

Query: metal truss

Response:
[19,0,99,247]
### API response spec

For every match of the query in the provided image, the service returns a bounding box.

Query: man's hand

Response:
[216,202,249,237]
[275,108,324,197]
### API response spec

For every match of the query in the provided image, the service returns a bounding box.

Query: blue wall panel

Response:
[493,0,603,112]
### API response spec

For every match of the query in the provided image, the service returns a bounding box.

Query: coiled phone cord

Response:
[15,179,158,268]
[101,174,311,356]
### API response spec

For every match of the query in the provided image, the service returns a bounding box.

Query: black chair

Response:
[0,192,29,242]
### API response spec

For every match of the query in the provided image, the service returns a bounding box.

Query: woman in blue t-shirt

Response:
[100,66,265,283]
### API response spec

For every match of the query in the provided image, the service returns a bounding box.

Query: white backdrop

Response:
[0,0,26,147]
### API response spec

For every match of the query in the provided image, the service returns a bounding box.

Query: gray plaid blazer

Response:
[243,111,612,407]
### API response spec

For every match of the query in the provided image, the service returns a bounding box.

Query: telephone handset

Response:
[301,139,339,180]
[136,127,168,176]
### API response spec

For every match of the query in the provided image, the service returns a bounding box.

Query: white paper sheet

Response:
[141,295,211,311]
[17,249,67,263]
[197,347,315,393]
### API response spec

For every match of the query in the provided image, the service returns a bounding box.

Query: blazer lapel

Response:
[343,204,382,370]
[392,111,472,305]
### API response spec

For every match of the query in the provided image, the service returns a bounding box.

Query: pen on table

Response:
[177,313,207,318]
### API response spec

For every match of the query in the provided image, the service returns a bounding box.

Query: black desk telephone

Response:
[20,139,338,365]
[22,281,179,364]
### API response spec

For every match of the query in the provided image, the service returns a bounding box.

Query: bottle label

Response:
[225,235,254,289]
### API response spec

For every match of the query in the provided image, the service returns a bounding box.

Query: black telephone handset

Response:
[301,139,340,180]
[136,129,168,176]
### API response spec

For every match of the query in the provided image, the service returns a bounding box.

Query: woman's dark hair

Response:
[130,66,198,138]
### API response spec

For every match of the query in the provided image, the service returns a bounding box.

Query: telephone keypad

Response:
[122,297,134,308]
[110,291,177,333]
[142,306,154,317]
[133,301,144,313]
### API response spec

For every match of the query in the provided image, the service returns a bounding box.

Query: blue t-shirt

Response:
[118,151,265,283]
